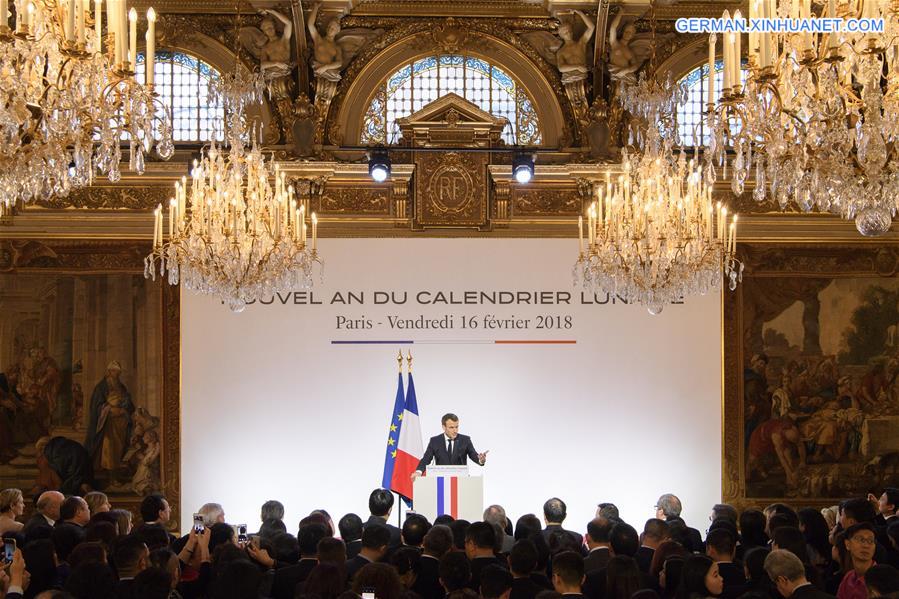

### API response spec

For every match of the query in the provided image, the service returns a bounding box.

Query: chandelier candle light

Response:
[145,63,323,312]
[704,0,899,236]
[0,0,172,208]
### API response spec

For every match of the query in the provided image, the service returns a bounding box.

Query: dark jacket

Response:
[417,434,482,472]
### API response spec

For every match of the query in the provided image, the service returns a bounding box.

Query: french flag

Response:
[436,477,459,518]
[390,373,423,500]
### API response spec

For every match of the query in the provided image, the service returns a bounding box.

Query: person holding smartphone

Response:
[2,548,29,599]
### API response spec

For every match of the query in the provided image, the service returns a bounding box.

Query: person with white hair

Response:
[198,502,226,527]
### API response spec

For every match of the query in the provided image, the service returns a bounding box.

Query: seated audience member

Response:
[85,521,118,552]
[56,496,89,531]
[637,520,670,574]
[706,528,745,599]
[742,546,773,597]
[132,567,173,599]
[270,522,329,599]
[656,495,703,553]
[414,524,454,599]
[211,558,263,599]
[346,523,392,583]
[774,527,825,589]
[435,515,455,526]
[302,562,347,599]
[710,505,739,528]
[401,514,430,549]
[84,492,111,517]
[864,564,899,599]
[354,562,404,599]
[873,489,898,528]
[112,535,151,599]
[148,549,182,597]
[63,561,117,599]
[596,504,620,522]
[551,551,585,598]
[485,505,515,554]
[311,509,337,538]
[390,546,422,590]
[676,555,723,599]
[764,549,835,599]
[585,518,614,574]
[798,508,833,572]
[22,539,62,598]
[109,509,133,537]
[739,510,770,560]
[838,523,877,599]
[318,537,348,567]
[610,523,640,559]
[659,557,685,599]
[339,514,364,560]
[481,563,514,599]
[25,492,64,534]
[0,488,25,535]
[439,550,472,594]
[67,541,107,569]
[828,531,851,596]
[450,520,472,551]
[134,495,174,546]
[465,521,506,590]
[260,500,285,526]
[650,542,689,584]
[510,540,545,599]
[888,523,899,570]
[365,489,401,549]
[2,548,28,599]
[542,499,585,555]
[604,556,640,599]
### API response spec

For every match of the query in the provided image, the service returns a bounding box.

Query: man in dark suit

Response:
[707,528,746,599]
[764,549,836,599]
[465,521,507,591]
[402,513,430,549]
[551,551,585,599]
[364,489,402,548]
[655,493,703,553]
[481,564,514,599]
[112,535,149,599]
[24,491,64,535]
[583,523,655,599]
[270,522,329,599]
[339,513,364,560]
[542,498,586,555]
[510,539,545,599]
[412,413,487,479]
[414,524,454,599]
[872,488,898,527]
[635,519,669,574]
[584,517,613,574]
[346,523,391,582]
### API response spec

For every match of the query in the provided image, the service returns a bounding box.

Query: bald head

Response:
[37,491,65,521]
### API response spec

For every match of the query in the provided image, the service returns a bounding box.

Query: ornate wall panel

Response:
[0,241,181,528]
[415,152,489,228]
[724,244,899,509]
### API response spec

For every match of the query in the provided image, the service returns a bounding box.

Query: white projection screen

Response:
[181,238,722,535]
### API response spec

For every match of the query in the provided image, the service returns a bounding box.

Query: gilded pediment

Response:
[396,93,508,147]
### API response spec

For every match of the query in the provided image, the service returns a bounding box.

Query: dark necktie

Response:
[447,438,454,458]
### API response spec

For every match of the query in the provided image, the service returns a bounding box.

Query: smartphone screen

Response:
[238,524,248,543]
[361,588,376,599]
[193,514,204,533]
[3,539,15,562]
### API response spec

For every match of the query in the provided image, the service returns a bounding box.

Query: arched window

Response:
[136,51,225,142]
[677,60,749,147]
[361,55,542,146]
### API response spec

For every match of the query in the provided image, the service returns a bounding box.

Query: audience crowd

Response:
[0,486,896,599]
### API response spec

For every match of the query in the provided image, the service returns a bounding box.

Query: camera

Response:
[193,513,205,534]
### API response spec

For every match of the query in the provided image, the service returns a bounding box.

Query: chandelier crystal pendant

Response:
[575,19,742,315]
[704,0,899,236]
[0,0,173,208]
[144,67,322,313]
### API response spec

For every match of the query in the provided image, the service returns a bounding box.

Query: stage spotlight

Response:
[368,148,391,182]
[512,153,534,184]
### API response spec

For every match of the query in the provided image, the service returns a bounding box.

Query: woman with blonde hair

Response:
[108,508,133,536]
[0,488,25,534]
[84,491,111,516]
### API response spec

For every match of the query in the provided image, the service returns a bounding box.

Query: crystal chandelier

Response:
[0,0,173,208]
[575,20,742,314]
[704,0,899,236]
[144,66,322,313]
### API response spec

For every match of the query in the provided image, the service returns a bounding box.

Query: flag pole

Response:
[406,349,413,513]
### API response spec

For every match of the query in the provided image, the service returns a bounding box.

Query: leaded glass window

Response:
[677,60,749,147]
[135,51,225,142]
[362,55,542,146]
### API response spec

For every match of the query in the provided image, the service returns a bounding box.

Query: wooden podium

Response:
[412,466,483,522]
